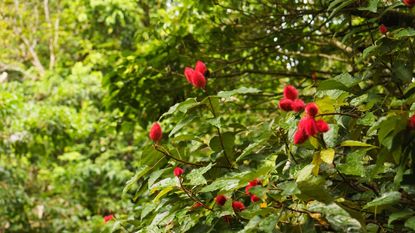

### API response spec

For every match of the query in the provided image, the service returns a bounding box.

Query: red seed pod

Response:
[191,71,206,89]
[300,116,318,137]
[192,202,203,208]
[184,67,194,84]
[104,214,114,223]
[316,119,330,133]
[250,195,260,203]
[379,24,388,34]
[311,71,317,81]
[248,179,261,186]
[403,0,415,8]
[305,103,319,117]
[293,128,308,144]
[173,167,184,177]
[215,194,227,206]
[283,85,298,100]
[245,179,261,195]
[232,201,245,212]
[195,61,207,76]
[149,122,162,142]
[279,98,294,111]
[291,99,305,112]
[245,184,253,195]
[409,115,415,129]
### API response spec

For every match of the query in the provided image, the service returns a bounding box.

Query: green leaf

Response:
[405,216,415,231]
[123,165,151,194]
[333,73,360,88]
[169,115,196,137]
[296,164,315,182]
[58,152,83,161]
[340,140,376,147]
[318,80,349,92]
[200,178,240,192]
[388,210,414,225]
[160,98,200,119]
[153,186,174,203]
[364,191,401,209]
[328,0,355,18]
[311,152,322,176]
[207,117,222,128]
[321,148,335,164]
[187,163,214,186]
[337,149,366,177]
[297,176,333,203]
[391,28,415,39]
[239,216,262,233]
[217,87,261,99]
[280,181,300,196]
[209,132,235,160]
[318,73,359,92]
[308,201,362,232]
[201,96,220,115]
[362,44,378,59]
[148,167,171,189]
[358,0,379,12]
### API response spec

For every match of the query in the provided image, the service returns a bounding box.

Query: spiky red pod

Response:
[293,128,308,144]
[149,122,162,142]
[195,61,207,75]
[279,98,293,111]
[409,115,415,129]
[316,119,330,133]
[245,179,260,195]
[283,85,298,100]
[245,184,253,195]
[300,116,318,137]
[249,179,261,186]
[232,201,245,212]
[250,195,260,202]
[104,214,114,223]
[174,167,184,177]
[215,194,227,206]
[305,103,319,117]
[184,67,194,84]
[292,99,305,112]
[379,24,388,34]
[191,71,206,89]
[192,202,203,208]
[403,0,415,8]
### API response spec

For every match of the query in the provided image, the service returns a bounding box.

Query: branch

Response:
[153,144,204,167]
[13,0,45,75]
[178,178,212,211]
[214,69,340,79]
[207,95,233,169]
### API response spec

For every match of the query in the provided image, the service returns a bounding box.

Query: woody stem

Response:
[178,177,212,211]
[207,96,233,169]
[316,112,359,118]
[153,144,204,167]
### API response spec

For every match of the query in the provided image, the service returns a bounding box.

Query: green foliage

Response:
[108,0,415,232]
[3,0,415,232]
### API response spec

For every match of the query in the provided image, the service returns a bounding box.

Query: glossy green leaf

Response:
[364,191,401,209]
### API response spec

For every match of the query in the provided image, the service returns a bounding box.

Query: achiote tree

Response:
[104,0,415,232]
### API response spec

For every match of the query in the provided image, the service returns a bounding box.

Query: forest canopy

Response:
[2,0,415,232]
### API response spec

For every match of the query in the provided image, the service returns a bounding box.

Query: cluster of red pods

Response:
[278,85,329,144]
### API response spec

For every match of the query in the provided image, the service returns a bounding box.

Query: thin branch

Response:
[178,178,212,211]
[153,144,204,167]
[207,95,233,168]
[316,112,360,118]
